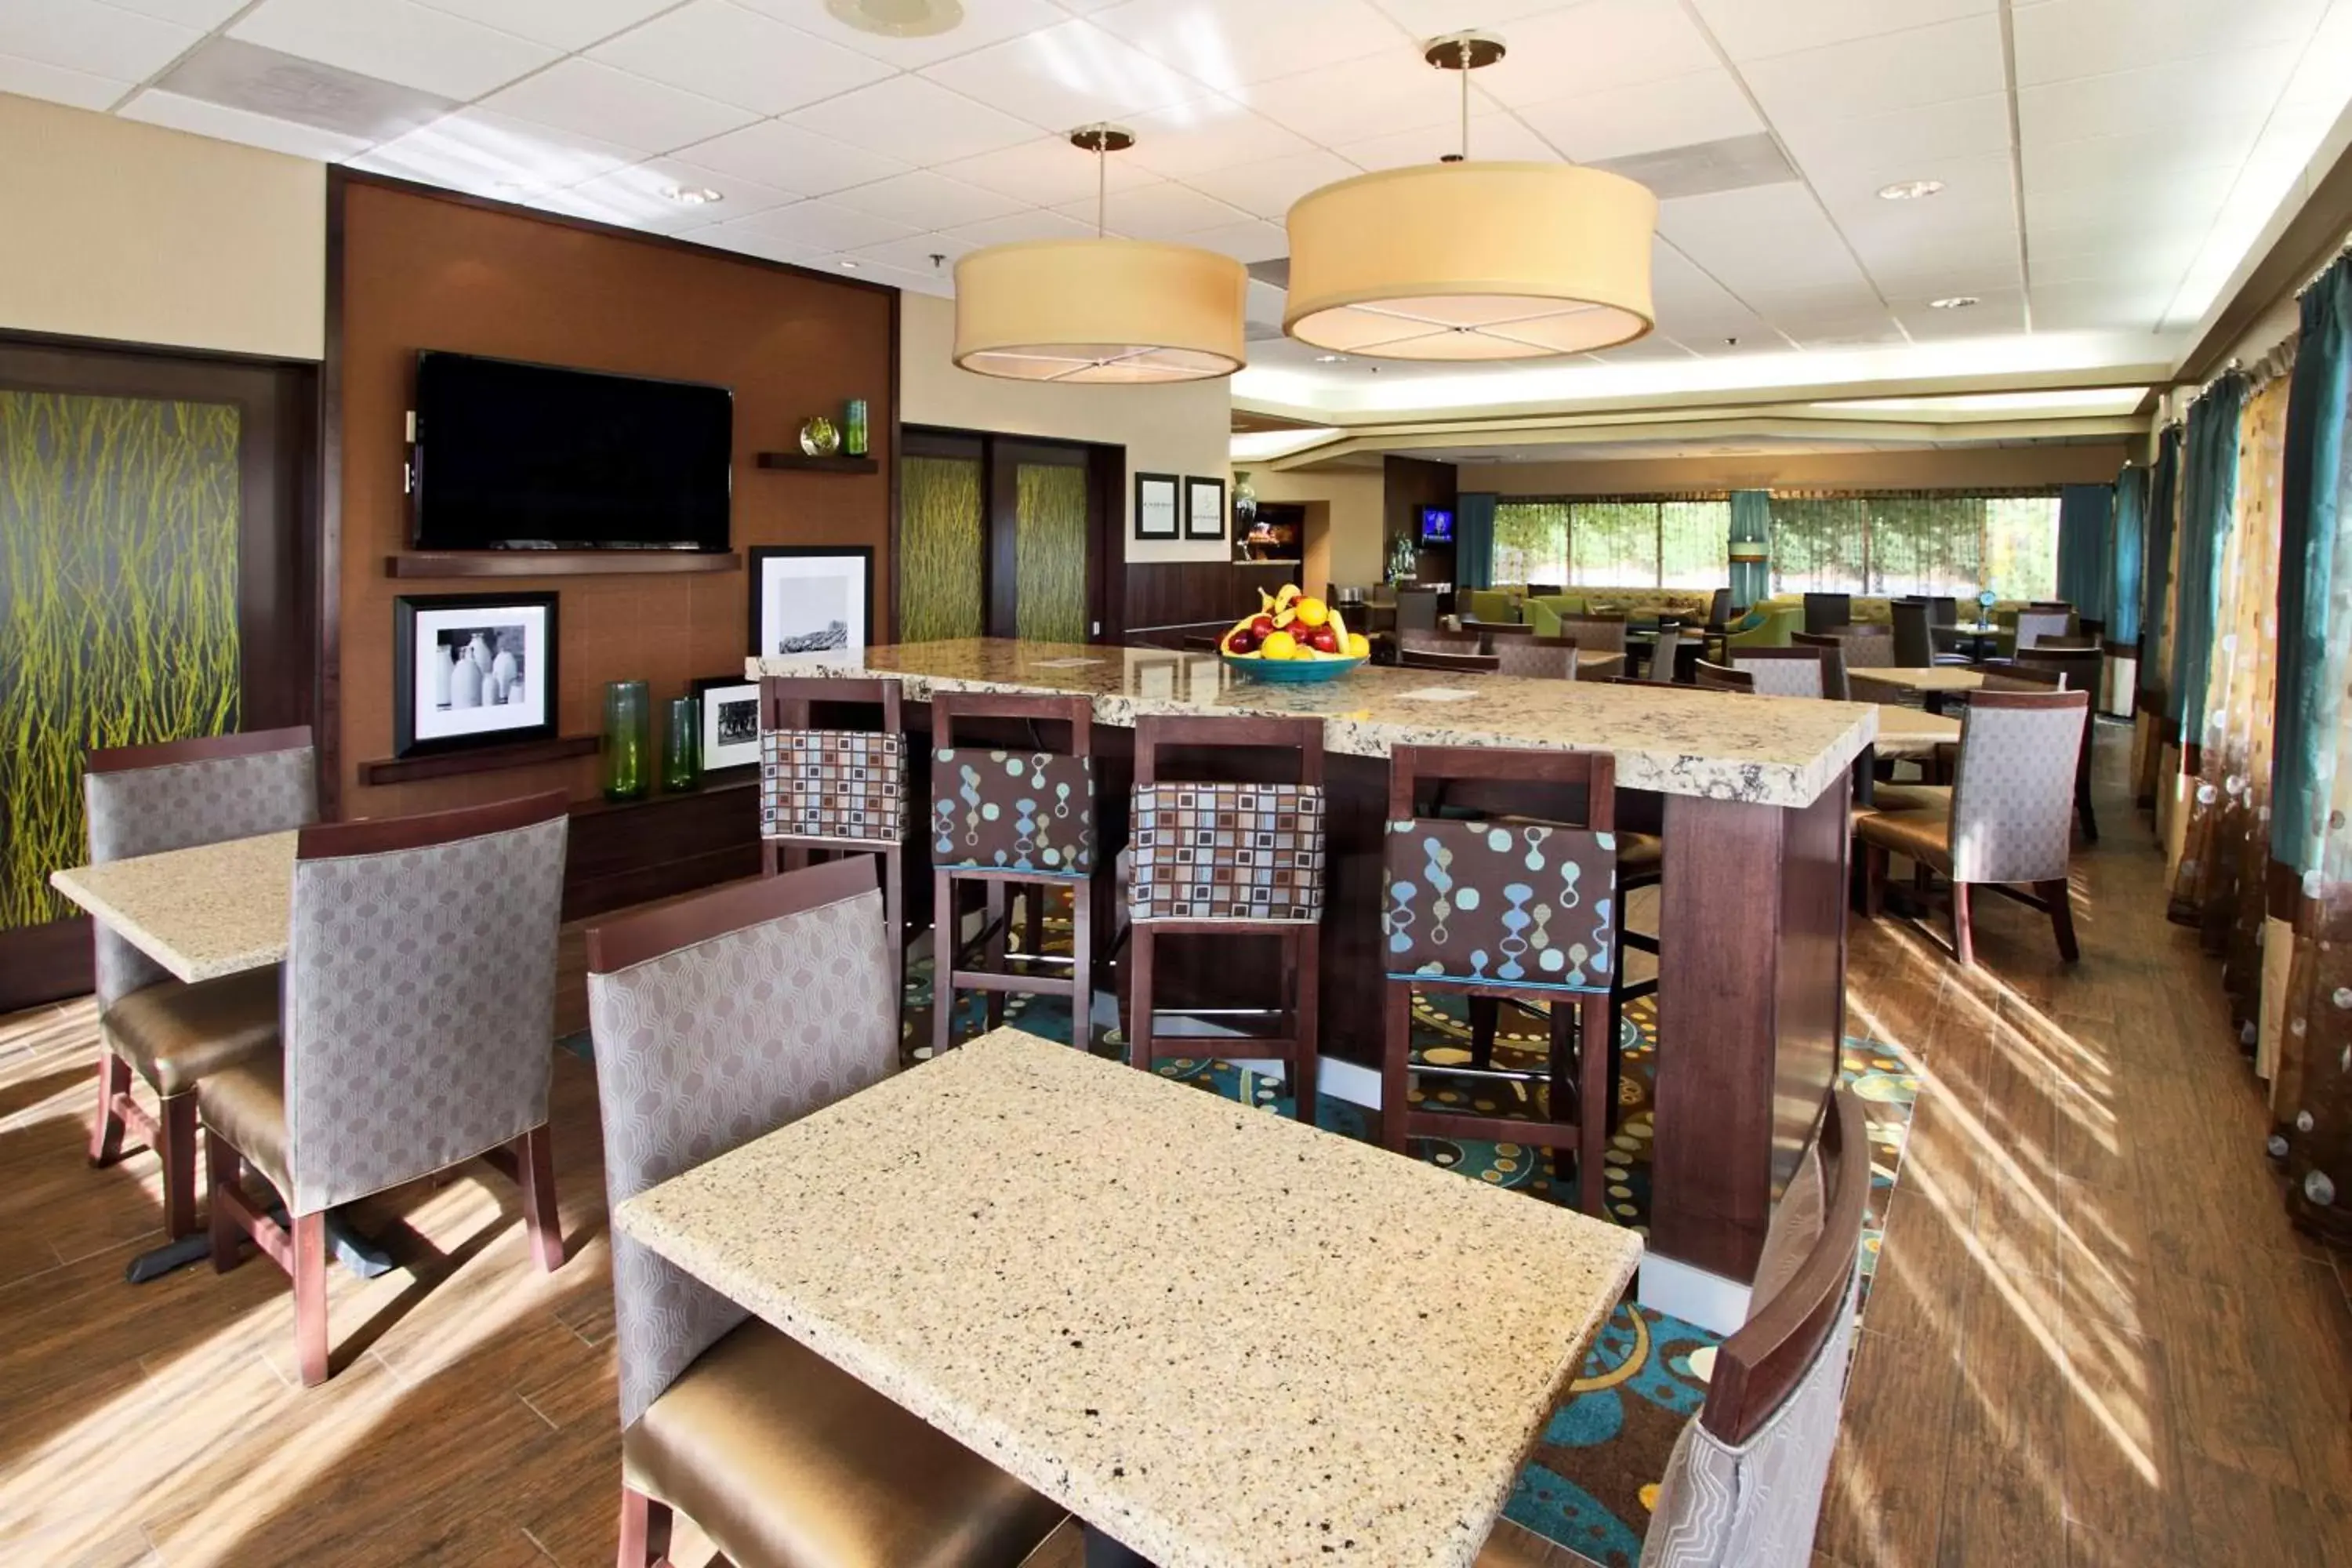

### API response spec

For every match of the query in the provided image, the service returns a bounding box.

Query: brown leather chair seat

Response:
[103,966,281,1097]
[624,1319,1067,1568]
[194,1047,291,1195]
[1855,803,1953,871]
[1867,783,1951,815]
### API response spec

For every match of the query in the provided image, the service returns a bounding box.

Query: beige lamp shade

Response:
[953,238,1248,383]
[1284,162,1658,360]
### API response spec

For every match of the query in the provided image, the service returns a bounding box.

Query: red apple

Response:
[1249,614,1276,639]
[1308,624,1341,653]
[1227,628,1258,654]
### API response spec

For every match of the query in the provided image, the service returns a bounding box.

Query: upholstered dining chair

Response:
[1400,628,1483,655]
[1644,626,1686,684]
[2013,608,2073,652]
[1801,592,1851,634]
[1494,636,1581,680]
[588,858,1068,1568]
[1477,1088,1870,1568]
[760,675,909,1003]
[85,726,317,1243]
[1559,613,1628,656]
[1693,659,1755,692]
[1857,690,2089,966]
[1788,633,1856,701]
[201,791,569,1385]
[1400,648,1501,674]
[1731,646,1836,700]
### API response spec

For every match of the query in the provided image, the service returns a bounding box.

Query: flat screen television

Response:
[410,351,732,551]
[1418,506,1455,546]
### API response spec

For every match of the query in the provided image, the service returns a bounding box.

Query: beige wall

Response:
[1459,442,2132,495]
[898,291,1230,562]
[0,93,325,361]
[1248,467,1385,593]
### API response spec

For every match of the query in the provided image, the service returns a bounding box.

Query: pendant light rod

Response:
[1069,123,1134,239]
[1424,31,1504,165]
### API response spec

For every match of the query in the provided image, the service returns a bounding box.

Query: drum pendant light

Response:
[1283,34,1659,361]
[953,125,1248,383]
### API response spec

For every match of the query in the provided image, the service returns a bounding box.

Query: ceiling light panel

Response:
[119,87,376,161]
[154,36,459,140]
[782,74,1038,165]
[1084,0,1399,91]
[677,118,911,196]
[232,0,556,100]
[918,20,1207,128]
[586,1,894,115]
[1,0,201,82]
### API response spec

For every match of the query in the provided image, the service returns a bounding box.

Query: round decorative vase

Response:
[431,644,454,709]
[662,695,702,793]
[489,648,519,706]
[1233,470,1258,528]
[450,644,485,710]
[603,680,650,803]
[799,416,841,456]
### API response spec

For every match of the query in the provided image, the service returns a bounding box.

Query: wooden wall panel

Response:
[1124,561,1299,639]
[333,176,895,816]
[1385,454,1458,585]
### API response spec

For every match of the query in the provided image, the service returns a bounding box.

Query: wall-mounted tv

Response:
[1419,506,1456,546]
[411,351,733,552]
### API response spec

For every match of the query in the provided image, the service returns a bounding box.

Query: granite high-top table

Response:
[753,639,1876,1300]
[615,1027,1644,1568]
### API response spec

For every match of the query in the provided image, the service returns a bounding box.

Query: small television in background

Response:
[1419,506,1456,546]
[410,351,733,552]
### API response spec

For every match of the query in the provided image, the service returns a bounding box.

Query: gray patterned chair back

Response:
[1644,627,1683,683]
[1947,691,2088,884]
[586,860,897,1428]
[1730,653,1824,700]
[282,793,567,1217]
[1829,627,1895,670]
[1400,629,1481,655]
[1494,639,1578,680]
[2013,609,2072,650]
[1559,615,1628,655]
[84,728,317,1007]
[1800,593,1849,635]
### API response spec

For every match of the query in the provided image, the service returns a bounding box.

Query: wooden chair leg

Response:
[881,845,905,1016]
[2076,770,2099,843]
[1951,881,1975,967]
[932,869,958,1057]
[1127,927,1156,1072]
[208,1128,244,1273]
[1381,980,1414,1154]
[1069,876,1094,1052]
[1863,843,1888,918]
[518,1123,564,1272]
[1578,992,1612,1218]
[982,882,1008,1029]
[293,1210,330,1387]
[89,1050,131,1167]
[159,1091,200,1240]
[1292,926,1319,1125]
[1547,997,1577,1186]
[1468,994,1499,1069]
[1023,884,1046,962]
[618,1484,673,1568]
[2039,878,2080,963]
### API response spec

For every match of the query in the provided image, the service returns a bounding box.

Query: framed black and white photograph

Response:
[692,677,761,773]
[1134,471,1179,540]
[392,592,559,759]
[747,545,871,661]
[1185,474,1227,541]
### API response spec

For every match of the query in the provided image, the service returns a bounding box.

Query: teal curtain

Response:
[2107,464,2146,645]
[1729,489,1769,608]
[2171,376,2245,746]
[2055,483,2114,619]
[2140,425,2181,700]
[2272,255,2351,880]
[1457,492,1497,590]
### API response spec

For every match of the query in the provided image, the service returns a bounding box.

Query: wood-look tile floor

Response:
[0,727,2345,1566]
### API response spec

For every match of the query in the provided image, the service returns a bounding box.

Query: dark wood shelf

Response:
[358,733,600,786]
[755,452,878,474]
[386,550,741,579]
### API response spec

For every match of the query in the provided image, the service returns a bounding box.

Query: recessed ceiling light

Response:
[1878,179,1944,201]
[664,186,724,206]
[1928,295,1980,310]
[1314,354,1347,363]
[826,0,964,38]
[838,260,861,270]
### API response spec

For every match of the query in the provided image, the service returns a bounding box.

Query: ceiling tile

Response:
[1179,216,1289,262]
[0,49,129,110]
[706,196,918,252]
[119,87,377,159]
[1336,111,1553,169]
[561,156,800,230]
[0,0,199,82]
[829,253,955,294]
[1182,149,1359,218]
[351,106,640,193]
[1476,0,1722,106]
[482,59,758,155]
[937,134,1163,205]
[1893,289,2024,337]
[829,169,1031,227]
[1239,47,1480,147]
[844,230,976,274]
[1053,179,1251,238]
[1690,0,1994,62]
[2017,45,2303,141]
[1774,92,2012,183]
[156,36,461,140]
[2281,4,2352,107]
[109,0,246,25]
[1740,13,2005,126]
[917,18,1207,128]
[2012,0,2325,86]
[2023,164,2240,232]
[233,0,557,100]
[413,0,677,49]
[696,223,817,264]
[942,206,1096,245]
[2028,280,2176,332]
[677,117,912,196]
[735,0,1070,69]
[2027,242,2195,289]
[1118,96,1315,177]
[1793,143,2015,220]
[1660,184,1875,295]
[1515,67,1762,163]
[1367,0,1592,34]
[1086,0,1400,92]
[784,74,1040,165]
[588,2,893,115]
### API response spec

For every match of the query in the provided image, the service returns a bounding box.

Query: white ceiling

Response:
[7,0,2350,416]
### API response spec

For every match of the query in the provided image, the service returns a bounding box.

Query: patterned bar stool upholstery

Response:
[1125,715,1326,1122]
[1381,746,1620,1210]
[929,691,1101,1056]
[760,676,908,999]
[85,726,316,1242]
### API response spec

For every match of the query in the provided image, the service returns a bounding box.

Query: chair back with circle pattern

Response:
[928,692,1094,877]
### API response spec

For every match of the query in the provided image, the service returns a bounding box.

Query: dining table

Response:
[1848,665,1986,712]
[1868,703,1962,759]
[615,1025,1646,1568]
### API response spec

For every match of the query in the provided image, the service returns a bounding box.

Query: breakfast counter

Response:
[751,639,1866,1293]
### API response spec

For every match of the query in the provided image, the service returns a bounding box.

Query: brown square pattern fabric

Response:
[931,750,1094,876]
[761,729,905,845]
[1381,817,1617,991]
[1130,783,1326,923]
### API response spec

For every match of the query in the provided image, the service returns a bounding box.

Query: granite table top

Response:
[49,831,296,983]
[1849,666,1987,693]
[1870,704,1962,757]
[614,1027,1643,1568]
[752,638,1875,809]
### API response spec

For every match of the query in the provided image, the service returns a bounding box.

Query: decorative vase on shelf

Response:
[844,399,869,457]
[603,680,650,803]
[799,416,840,457]
[1233,470,1258,528]
[489,646,519,706]
[662,695,702,793]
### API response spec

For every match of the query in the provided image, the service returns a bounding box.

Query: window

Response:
[1494,501,1570,586]
[1984,497,2061,601]
[1766,492,2060,601]
[1494,497,1731,589]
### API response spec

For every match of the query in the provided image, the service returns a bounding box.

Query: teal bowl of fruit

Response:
[1221,652,1367,684]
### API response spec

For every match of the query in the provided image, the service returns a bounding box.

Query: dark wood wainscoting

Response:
[1123,561,1301,644]
[1385,454,1458,585]
[562,782,762,924]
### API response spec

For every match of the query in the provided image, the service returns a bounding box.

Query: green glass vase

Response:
[602,680,650,803]
[662,695,702,793]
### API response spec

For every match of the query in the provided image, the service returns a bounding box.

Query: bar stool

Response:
[1124,715,1326,1122]
[1380,744,1617,1213]
[929,691,1100,1055]
[760,676,908,994]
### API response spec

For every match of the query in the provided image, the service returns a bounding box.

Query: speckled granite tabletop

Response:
[614,1027,1642,1568]
[752,638,1876,808]
[50,831,295,982]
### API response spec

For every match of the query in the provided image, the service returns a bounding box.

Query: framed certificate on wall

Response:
[1185,475,1226,541]
[1134,472,1179,539]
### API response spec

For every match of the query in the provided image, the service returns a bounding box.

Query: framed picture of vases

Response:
[392,592,560,758]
